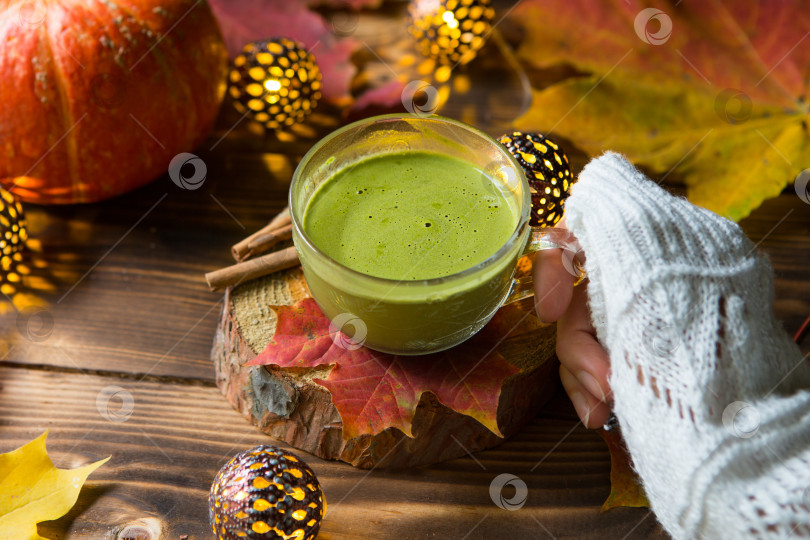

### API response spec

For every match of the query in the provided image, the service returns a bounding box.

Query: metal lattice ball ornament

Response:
[409,0,495,65]
[0,188,28,256]
[229,38,322,130]
[209,444,326,540]
[498,132,573,227]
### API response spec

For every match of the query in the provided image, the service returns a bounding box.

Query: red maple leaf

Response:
[507,0,810,221]
[246,298,542,439]
[208,0,377,103]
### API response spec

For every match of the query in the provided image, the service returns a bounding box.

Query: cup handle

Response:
[502,227,585,305]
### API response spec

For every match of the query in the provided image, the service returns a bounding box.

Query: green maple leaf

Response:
[509,0,810,221]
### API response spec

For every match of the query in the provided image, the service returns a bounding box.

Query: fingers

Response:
[531,226,612,428]
[534,247,573,323]
[533,220,578,323]
[560,363,612,428]
[557,281,613,428]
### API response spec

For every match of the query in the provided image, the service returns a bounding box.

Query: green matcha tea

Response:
[302,151,519,281]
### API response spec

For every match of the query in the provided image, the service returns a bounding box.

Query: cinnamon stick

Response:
[231,206,292,261]
[206,245,300,291]
[234,223,293,261]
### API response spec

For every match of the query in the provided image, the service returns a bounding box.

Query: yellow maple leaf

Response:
[0,431,109,540]
[508,0,810,221]
[598,426,649,512]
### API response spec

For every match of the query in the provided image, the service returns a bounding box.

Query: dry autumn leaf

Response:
[0,432,109,540]
[246,297,545,439]
[509,0,810,221]
[599,426,649,511]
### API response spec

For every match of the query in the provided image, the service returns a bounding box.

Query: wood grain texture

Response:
[0,141,805,539]
[0,145,576,383]
[0,368,667,539]
[738,192,810,351]
[3,169,805,382]
[212,269,559,468]
[0,7,807,539]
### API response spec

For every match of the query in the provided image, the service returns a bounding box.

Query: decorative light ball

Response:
[229,38,322,130]
[409,0,495,65]
[498,132,573,227]
[0,188,28,256]
[209,444,326,540]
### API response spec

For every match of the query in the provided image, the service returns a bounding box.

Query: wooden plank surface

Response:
[0,368,667,539]
[0,127,807,540]
[1,6,808,539]
[3,181,807,381]
[0,151,291,381]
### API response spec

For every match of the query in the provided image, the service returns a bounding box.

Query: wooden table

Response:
[2,45,809,540]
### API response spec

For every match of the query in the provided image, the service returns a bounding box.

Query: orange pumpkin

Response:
[0,0,228,204]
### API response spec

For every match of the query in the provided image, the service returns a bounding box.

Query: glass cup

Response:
[289,114,576,355]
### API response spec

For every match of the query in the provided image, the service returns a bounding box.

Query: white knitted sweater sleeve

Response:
[564,152,810,540]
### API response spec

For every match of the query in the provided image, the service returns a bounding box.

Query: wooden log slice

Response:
[211,266,559,469]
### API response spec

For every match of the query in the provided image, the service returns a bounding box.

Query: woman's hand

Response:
[533,222,612,428]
